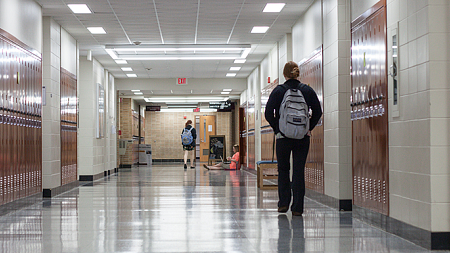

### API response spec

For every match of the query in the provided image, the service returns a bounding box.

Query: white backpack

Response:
[278,84,310,139]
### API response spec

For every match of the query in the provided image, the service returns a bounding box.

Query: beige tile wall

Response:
[145,111,233,159]
[119,98,133,165]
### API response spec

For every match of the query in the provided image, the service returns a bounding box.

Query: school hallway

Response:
[0,164,437,253]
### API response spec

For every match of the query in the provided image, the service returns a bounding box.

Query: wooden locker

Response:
[299,49,324,194]
[351,1,389,215]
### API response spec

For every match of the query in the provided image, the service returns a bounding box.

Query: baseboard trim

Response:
[353,205,450,250]
[152,159,192,163]
[43,180,79,198]
[305,189,352,211]
[0,193,42,216]
[79,172,104,182]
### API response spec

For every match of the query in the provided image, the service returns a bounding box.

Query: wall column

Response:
[323,0,352,209]
[42,17,61,194]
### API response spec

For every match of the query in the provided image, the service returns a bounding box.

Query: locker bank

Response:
[0,0,449,251]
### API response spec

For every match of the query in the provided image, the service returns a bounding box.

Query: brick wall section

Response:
[119,98,133,165]
[145,111,233,159]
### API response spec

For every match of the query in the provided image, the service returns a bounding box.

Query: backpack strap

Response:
[281,82,302,92]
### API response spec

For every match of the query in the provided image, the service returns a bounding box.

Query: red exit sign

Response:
[177,78,188,85]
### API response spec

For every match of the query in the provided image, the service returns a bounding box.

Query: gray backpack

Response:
[278,83,310,139]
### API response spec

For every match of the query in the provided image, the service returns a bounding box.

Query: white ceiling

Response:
[35,0,314,102]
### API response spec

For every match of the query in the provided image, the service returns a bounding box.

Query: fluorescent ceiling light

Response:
[126,74,137,77]
[115,60,128,64]
[68,4,92,14]
[229,67,241,71]
[240,48,251,58]
[223,89,232,92]
[221,92,230,94]
[167,105,197,108]
[263,3,286,12]
[104,44,251,61]
[119,56,239,61]
[131,90,140,92]
[144,97,228,103]
[121,67,133,71]
[106,44,250,52]
[106,49,118,59]
[159,108,217,112]
[251,26,270,33]
[234,59,246,63]
[87,27,106,34]
[134,92,143,95]
[161,108,195,112]
[200,109,218,112]
[226,73,237,77]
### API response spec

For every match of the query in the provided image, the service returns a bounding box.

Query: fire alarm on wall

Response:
[268,77,271,83]
[184,116,187,119]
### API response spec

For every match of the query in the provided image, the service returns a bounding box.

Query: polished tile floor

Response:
[0,165,442,252]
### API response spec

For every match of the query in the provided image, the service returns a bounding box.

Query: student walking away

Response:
[181,120,197,169]
[203,144,239,170]
[264,61,322,216]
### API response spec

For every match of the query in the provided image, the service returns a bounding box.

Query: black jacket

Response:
[264,79,322,135]
[182,125,197,145]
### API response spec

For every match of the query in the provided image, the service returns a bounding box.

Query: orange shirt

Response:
[230,152,239,169]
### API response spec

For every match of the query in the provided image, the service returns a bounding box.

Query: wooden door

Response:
[199,115,216,162]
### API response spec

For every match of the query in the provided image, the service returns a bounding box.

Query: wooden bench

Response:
[256,161,278,190]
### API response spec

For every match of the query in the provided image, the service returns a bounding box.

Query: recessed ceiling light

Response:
[221,92,230,95]
[234,59,246,63]
[87,27,106,34]
[68,4,92,14]
[121,67,133,71]
[263,3,286,12]
[251,26,270,33]
[226,73,237,77]
[126,74,137,78]
[115,60,128,64]
[223,89,232,92]
[229,67,241,71]
[131,90,140,92]
[134,92,143,95]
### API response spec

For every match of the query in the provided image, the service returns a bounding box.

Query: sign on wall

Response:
[177,78,188,85]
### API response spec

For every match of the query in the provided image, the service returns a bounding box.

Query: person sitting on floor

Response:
[203,144,239,170]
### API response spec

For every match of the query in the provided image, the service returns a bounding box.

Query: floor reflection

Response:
[0,165,437,252]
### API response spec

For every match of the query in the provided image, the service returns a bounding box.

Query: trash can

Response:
[138,144,152,165]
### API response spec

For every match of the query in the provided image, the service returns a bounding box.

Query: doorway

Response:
[199,115,216,162]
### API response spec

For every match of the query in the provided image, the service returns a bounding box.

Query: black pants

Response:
[276,136,310,213]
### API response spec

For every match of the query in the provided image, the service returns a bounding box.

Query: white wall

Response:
[322,0,352,200]
[42,17,61,189]
[0,0,42,53]
[387,0,450,232]
[78,58,117,177]
[115,78,246,93]
[247,67,259,166]
[351,0,379,21]
[278,34,292,84]
[61,28,77,74]
[106,72,117,172]
[292,0,323,63]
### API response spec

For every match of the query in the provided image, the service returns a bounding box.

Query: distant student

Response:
[203,144,239,170]
[181,120,196,169]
